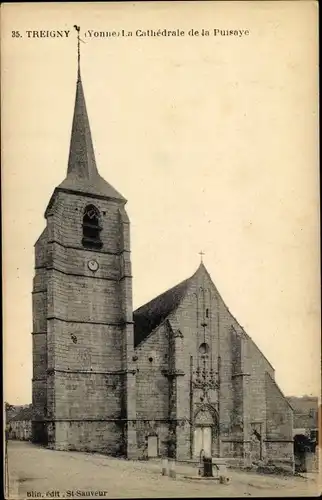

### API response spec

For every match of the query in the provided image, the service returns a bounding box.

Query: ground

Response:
[6,441,321,499]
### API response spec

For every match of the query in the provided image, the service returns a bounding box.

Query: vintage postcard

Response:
[2,1,320,498]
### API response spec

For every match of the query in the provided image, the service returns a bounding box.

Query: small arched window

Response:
[82,205,102,249]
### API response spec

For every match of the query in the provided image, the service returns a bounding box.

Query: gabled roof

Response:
[133,272,195,347]
[10,405,33,422]
[133,262,276,382]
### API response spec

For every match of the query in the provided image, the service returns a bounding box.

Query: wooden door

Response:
[194,427,212,458]
[194,427,203,458]
[203,427,212,457]
[147,435,158,458]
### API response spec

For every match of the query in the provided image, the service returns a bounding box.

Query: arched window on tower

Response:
[82,205,102,249]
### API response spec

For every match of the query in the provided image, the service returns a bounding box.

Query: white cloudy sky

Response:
[2,2,319,404]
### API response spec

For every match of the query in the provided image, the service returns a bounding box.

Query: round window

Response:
[199,342,209,355]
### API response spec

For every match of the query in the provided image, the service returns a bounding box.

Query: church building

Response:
[32,51,294,472]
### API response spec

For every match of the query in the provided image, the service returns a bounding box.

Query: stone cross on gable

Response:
[199,250,205,263]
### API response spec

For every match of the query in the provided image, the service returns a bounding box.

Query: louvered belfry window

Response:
[82,204,102,249]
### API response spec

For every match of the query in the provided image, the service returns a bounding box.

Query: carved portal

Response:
[193,405,219,458]
[192,365,219,404]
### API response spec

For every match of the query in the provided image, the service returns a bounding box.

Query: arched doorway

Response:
[193,405,219,459]
[294,434,311,472]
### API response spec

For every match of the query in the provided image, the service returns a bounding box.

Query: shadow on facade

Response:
[32,422,48,446]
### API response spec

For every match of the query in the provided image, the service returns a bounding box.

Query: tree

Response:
[5,402,14,414]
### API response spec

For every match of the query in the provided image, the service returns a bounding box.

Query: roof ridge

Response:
[10,405,34,421]
[134,274,193,314]
[133,271,196,347]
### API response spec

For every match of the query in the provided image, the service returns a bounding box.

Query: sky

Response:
[2,1,320,404]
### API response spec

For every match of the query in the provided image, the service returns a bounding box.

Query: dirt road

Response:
[6,441,320,498]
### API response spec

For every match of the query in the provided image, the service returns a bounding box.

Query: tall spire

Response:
[58,26,125,201]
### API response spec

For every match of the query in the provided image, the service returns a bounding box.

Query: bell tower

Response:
[32,27,137,457]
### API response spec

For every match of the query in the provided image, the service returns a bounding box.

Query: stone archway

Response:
[193,405,219,459]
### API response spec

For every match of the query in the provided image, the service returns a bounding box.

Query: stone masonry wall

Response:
[34,189,135,453]
[54,421,123,454]
[265,372,294,472]
[34,184,293,463]
[135,323,169,458]
[170,267,233,460]
[118,207,137,458]
[32,228,48,443]
[135,422,169,459]
[245,337,275,425]
[135,323,169,420]
[135,264,293,467]
[46,191,122,252]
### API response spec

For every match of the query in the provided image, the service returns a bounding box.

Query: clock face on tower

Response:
[88,259,99,272]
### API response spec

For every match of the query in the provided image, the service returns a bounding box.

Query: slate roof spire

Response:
[57,26,126,202]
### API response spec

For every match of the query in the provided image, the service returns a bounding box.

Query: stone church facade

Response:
[32,63,294,472]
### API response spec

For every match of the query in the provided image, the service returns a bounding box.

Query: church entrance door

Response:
[194,426,212,458]
[147,435,158,458]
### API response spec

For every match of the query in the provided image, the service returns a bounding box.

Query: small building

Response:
[8,406,33,441]
[5,403,29,422]
[287,396,319,473]
[287,396,318,431]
